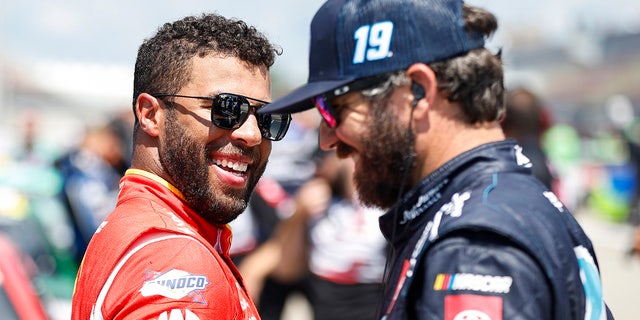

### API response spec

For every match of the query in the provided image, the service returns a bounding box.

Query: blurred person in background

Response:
[501,87,556,190]
[227,177,296,320]
[1,109,80,317]
[71,12,291,319]
[263,110,321,194]
[612,101,640,257]
[228,177,287,264]
[627,134,640,257]
[55,122,127,263]
[229,110,320,320]
[239,150,387,320]
[106,109,136,166]
[259,0,614,318]
[12,109,53,165]
[300,151,386,320]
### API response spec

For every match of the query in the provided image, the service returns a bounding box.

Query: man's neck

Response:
[415,120,505,184]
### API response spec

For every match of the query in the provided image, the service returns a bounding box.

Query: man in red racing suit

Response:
[72,170,259,319]
[71,12,289,320]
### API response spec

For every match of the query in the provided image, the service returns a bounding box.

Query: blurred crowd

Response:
[0,86,639,319]
[0,108,133,318]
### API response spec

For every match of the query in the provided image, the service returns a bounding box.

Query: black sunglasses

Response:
[153,93,291,141]
[312,73,390,128]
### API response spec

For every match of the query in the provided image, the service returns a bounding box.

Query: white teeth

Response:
[215,159,248,172]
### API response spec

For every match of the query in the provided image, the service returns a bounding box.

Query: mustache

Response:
[206,143,260,164]
[336,142,355,159]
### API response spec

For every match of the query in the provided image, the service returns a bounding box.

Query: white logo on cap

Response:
[352,21,394,64]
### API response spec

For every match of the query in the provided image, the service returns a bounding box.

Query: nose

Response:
[231,114,262,146]
[318,121,338,151]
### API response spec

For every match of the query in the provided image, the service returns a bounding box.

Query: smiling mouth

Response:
[214,159,248,174]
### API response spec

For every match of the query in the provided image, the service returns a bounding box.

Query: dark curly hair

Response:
[362,4,504,125]
[429,4,504,123]
[132,13,281,126]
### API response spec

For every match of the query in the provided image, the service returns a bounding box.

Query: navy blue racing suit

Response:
[378,140,614,320]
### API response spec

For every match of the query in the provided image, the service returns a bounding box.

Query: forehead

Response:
[184,55,271,100]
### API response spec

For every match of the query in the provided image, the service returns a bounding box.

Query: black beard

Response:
[352,102,415,209]
[158,109,264,225]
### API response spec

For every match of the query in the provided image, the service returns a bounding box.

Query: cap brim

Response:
[259,78,354,114]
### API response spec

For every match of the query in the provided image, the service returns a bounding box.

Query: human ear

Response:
[135,93,162,137]
[411,81,425,107]
[406,63,438,118]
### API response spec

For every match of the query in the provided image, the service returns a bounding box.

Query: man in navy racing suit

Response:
[259,0,615,319]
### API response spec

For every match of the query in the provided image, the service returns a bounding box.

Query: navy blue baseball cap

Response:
[260,0,486,114]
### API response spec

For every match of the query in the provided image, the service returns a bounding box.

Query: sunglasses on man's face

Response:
[312,73,391,129]
[153,93,291,141]
[313,95,338,128]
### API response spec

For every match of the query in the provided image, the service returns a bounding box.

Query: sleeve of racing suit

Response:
[94,233,255,320]
[407,231,552,320]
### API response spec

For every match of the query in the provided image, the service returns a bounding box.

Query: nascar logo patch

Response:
[140,269,210,304]
[434,273,512,294]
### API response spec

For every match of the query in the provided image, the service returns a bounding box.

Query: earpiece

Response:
[411,82,425,107]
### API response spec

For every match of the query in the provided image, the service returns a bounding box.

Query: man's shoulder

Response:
[107,194,191,231]
[73,228,235,319]
[432,175,575,252]
[82,195,200,266]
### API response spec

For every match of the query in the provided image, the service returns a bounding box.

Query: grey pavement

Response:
[576,210,640,320]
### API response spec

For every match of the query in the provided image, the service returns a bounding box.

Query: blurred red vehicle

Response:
[0,233,48,320]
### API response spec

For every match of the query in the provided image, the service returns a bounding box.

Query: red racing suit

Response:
[71,169,260,320]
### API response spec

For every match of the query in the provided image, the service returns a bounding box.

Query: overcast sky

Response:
[2,0,639,89]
